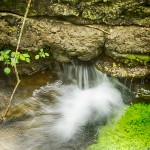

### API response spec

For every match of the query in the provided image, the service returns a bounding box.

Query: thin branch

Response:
[0,0,32,123]
[85,25,110,34]
[14,0,32,82]
[1,81,20,119]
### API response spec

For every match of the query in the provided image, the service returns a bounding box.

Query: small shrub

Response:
[35,48,49,60]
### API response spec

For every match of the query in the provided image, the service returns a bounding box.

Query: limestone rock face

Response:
[0,0,150,78]
[0,0,150,27]
[106,26,150,54]
[95,56,150,78]
[0,13,104,62]
[97,26,150,78]
[104,26,150,67]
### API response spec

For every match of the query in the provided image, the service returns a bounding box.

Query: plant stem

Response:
[0,0,32,123]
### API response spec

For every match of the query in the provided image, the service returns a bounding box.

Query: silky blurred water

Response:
[0,62,130,150]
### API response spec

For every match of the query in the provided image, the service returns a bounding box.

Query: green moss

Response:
[82,3,120,21]
[1,0,150,26]
[88,104,150,150]
[126,54,150,65]
[126,6,150,18]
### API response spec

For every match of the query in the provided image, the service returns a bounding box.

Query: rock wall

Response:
[0,0,150,26]
[0,0,150,78]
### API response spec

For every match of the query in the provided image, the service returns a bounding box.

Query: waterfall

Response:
[54,60,105,89]
[0,60,129,150]
[48,60,127,140]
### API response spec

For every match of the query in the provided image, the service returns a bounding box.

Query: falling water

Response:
[0,60,129,150]
[123,78,134,92]
[129,78,134,91]
[124,78,128,86]
[53,60,104,89]
[141,77,145,85]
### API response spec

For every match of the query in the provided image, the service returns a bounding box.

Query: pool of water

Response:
[0,65,149,150]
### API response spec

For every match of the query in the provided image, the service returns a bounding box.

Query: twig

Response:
[85,25,110,34]
[0,0,32,123]
[141,37,150,40]
[0,81,20,120]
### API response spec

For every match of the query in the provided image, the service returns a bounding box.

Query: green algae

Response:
[126,54,150,65]
[88,103,150,150]
[108,53,150,67]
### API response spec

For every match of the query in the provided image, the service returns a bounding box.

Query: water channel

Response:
[0,61,149,150]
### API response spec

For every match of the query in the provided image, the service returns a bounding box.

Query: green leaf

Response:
[40,48,43,52]
[42,54,45,58]
[45,53,49,57]
[23,53,30,58]
[16,52,20,59]
[11,52,16,57]
[4,59,10,65]
[4,67,11,75]
[0,56,4,61]
[35,55,39,60]
[20,54,26,60]
[16,58,19,63]
[25,58,30,63]
[39,52,43,56]
[11,58,15,66]
[4,54,9,59]
[4,49,11,55]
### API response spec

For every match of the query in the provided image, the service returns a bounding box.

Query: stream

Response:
[0,61,149,150]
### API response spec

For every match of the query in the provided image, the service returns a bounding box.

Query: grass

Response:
[88,103,150,150]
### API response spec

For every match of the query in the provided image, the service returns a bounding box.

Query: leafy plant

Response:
[35,48,49,60]
[0,49,30,74]
[0,48,50,75]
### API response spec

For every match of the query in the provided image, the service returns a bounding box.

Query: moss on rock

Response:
[0,0,150,26]
[88,103,150,150]
[126,54,150,65]
[105,52,150,67]
[95,55,150,78]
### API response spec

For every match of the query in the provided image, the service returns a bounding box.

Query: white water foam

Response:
[0,62,127,149]
[50,79,125,141]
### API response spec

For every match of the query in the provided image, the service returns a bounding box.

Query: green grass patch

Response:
[88,103,150,150]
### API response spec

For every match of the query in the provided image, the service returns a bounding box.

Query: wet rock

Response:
[106,52,150,67]
[105,26,150,69]
[95,56,150,78]
[0,0,150,27]
[0,0,150,78]
[0,0,79,17]
[105,26,150,54]
[135,88,150,99]
[0,13,104,62]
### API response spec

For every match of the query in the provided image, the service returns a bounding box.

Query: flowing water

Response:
[0,61,131,150]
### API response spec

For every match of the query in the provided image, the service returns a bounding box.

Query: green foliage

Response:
[88,103,150,150]
[35,48,49,60]
[4,67,11,75]
[0,49,31,74]
[0,48,50,75]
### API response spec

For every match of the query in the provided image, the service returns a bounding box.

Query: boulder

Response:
[0,0,150,26]
[0,0,150,78]
[0,13,104,62]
